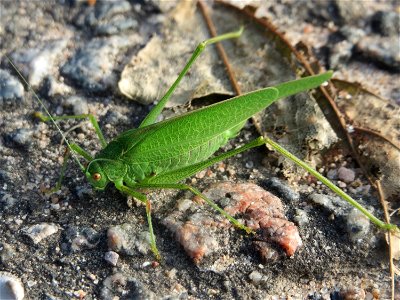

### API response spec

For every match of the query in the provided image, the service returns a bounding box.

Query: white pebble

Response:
[249,270,265,285]
[22,223,59,244]
[0,272,25,300]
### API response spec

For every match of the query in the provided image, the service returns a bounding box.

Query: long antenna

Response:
[6,56,85,171]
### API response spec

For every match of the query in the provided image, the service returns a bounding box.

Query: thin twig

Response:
[197,0,242,95]
[353,126,400,151]
[376,180,395,300]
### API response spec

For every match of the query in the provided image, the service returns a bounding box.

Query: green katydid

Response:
[8,27,398,260]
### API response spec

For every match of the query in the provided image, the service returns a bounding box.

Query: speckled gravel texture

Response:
[0,1,399,299]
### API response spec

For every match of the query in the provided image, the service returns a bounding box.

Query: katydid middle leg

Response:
[115,183,161,260]
[134,182,254,234]
[115,136,270,257]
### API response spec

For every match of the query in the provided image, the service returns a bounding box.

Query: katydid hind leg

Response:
[262,136,398,231]
[139,28,244,128]
[133,182,254,234]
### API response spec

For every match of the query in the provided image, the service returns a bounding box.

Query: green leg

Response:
[45,143,93,193]
[262,136,398,232]
[45,147,71,193]
[70,143,93,162]
[139,27,244,128]
[144,137,265,184]
[115,183,161,260]
[35,112,107,148]
[133,182,254,234]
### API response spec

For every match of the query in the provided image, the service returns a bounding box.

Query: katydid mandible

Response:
[9,28,398,260]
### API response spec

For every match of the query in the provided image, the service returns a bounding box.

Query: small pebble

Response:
[337,166,355,183]
[0,243,14,266]
[309,193,348,215]
[50,203,60,210]
[245,161,254,168]
[337,181,347,188]
[62,227,100,253]
[107,224,151,256]
[346,208,370,242]
[340,287,366,300]
[22,223,59,244]
[326,169,338,180]
[0,272,25,300]
[61,36,135,92]
[0,70,24,105]
[142,261,152,268]
[248,270,265,286]
[104,251,119,266]
[294,209,309,226]
[5,128,34,150]
[263,177,300,202]
[253,241,280,263]
[64,96,89,115]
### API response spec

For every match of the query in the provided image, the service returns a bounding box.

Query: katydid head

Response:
[85,158,127,190]
[85,160,109,190]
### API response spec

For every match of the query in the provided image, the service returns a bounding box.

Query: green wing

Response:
[116,72,332,173]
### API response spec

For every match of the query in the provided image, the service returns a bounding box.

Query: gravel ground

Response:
[0,1,399,299]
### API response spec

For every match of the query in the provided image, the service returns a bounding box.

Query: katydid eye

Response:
[92,173,101,181]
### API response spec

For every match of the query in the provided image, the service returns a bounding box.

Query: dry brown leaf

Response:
[333,79,400,199]
[118,1,232,106]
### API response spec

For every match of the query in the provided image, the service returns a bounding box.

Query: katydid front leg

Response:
[35,113,105,191]
[35,112,107,147]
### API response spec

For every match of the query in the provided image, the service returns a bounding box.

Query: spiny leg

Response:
[134,182,253,234]
[262,136,397,231]
[115,183,161,260]
[139,27,244,128]
[35,112,107,147]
